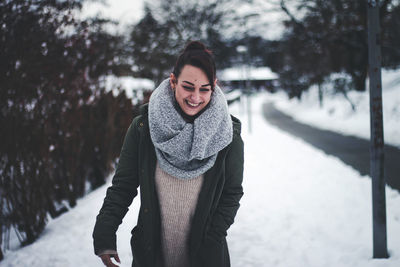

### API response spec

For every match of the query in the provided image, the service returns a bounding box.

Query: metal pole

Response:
[245,68,252,134]
[246,87,252,134]
[367,0,389,259]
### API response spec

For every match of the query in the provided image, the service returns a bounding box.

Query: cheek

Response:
[175,89,184,101]
[178,91,189,102]
[204,94,212,104]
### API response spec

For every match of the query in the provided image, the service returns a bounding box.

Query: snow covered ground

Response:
[272,69,400,148]
[2,93,400,267]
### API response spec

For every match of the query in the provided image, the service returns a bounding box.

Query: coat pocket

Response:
[130,226,145,267]
[196,235,226,267]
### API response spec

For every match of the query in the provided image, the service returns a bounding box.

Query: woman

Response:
[92,41,244,267]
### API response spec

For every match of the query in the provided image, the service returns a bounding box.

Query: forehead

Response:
[179,65,209,84]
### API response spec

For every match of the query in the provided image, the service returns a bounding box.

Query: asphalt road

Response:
[262,102,400,193]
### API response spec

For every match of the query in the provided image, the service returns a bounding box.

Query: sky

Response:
[80,0,145,32]
[80,0,286,39]
[2,90,400,267]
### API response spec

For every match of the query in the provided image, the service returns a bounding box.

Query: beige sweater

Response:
[155,162,204,267]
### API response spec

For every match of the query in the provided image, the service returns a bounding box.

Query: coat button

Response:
[139,122,144,127]
[147,245,151,251]
[144,208,148,213]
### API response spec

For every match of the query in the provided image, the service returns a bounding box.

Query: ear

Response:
[170,73,177,89]
[214,78,218,89]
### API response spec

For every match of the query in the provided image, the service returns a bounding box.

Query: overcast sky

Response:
[80,0,285,39]
[81,0,145,31]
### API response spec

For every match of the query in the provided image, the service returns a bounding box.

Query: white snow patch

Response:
[219,66,278,81]
[100,75,154,104]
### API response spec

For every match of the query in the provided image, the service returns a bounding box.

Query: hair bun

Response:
[173,40,216,90]
[184,41,207,52]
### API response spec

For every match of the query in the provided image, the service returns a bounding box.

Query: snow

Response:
[101,75,155,104]
[218,66,278,81]
[2,91,400,267]
[271,69,400,148]
[225,90,242,101]
[230,95,400,266]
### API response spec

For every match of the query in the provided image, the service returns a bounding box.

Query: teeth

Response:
[187,100,200,107]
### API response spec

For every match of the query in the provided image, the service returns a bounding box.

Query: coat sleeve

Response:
[208,132,244,241]
[92,117,140,255]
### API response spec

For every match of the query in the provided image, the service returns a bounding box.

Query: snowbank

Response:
[272,69,400,147]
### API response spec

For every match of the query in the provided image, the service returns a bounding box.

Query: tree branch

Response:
[280,0,304,28]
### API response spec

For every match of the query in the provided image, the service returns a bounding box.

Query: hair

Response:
[172,41,216,90]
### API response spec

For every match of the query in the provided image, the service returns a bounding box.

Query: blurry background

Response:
[1,0,400,263]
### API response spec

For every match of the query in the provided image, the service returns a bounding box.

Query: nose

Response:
[190,90,201,102]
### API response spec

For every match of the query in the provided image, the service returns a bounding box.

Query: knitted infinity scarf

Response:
[148,78,233,179]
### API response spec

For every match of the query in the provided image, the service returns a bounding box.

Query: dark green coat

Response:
[93,104,244,267]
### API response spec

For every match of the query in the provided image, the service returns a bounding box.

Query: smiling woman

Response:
[171,65,213,117]
[93,41,244,267]
[170,42,216,119]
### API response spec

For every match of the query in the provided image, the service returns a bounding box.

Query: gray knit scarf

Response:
[148,78,233,179]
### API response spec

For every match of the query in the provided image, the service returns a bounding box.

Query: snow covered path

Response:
[2,93,400,267]
[229,95,400,267]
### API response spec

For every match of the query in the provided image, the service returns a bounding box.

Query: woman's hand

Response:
[100,253,121,267]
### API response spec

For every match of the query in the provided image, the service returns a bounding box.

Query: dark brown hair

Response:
[172,41,216,90]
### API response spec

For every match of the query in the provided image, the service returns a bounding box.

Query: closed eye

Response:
[183,86,195,91]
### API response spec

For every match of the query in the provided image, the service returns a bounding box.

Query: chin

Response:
[184,109,200,116]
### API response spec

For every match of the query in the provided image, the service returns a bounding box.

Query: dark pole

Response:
[367,0,389,259]
[245,67,252,134]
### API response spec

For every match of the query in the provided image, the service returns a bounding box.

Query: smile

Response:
[185,100,202,107]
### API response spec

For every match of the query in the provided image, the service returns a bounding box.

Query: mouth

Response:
[185,99,203,108]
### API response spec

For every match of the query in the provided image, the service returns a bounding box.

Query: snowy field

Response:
[2,92,400,267]
[272,69,400,148]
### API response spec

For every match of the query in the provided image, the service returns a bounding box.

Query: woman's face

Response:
[170,65,214,116]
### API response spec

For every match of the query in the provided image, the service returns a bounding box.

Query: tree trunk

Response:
[318,83,323,108]
[341,90,356,112]
[352,68,368,91]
